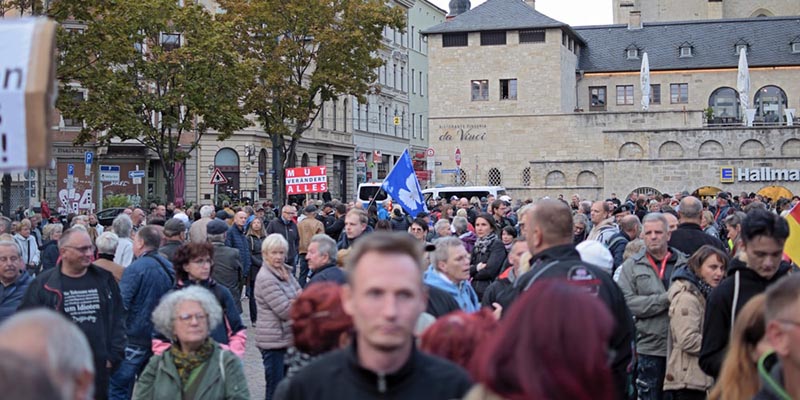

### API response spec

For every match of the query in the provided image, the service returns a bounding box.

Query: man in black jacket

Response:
[699,208,792,378]
[669,196,725,257]
[19,228,125,400]
[284,232,472,399]
[208,220,244,313]
[266,205,300,269]
[325,203,347,241]
[514,200,636,400]
[306,234,345,286]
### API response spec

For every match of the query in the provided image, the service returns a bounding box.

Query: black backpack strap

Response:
[146,253,175,286]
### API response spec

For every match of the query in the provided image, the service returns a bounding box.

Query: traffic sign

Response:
[426,147,435,158]
[99,165,120,182]
[67,164,74,176]
[85,151,94,165]
[132,177,142,185]
[441,169,459,174]
[128,170,146,179]
[210,168,228,185]
[454,148,462,167]
[393,116,401,126]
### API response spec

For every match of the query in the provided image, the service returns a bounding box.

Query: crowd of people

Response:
[0,189,797,400]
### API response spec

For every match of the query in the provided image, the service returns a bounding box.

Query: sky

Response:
[428,0,614,26]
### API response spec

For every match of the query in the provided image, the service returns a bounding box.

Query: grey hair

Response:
[112,214,133,239]
[579,200,592,214]
[430,236,465,268]
[0,309,95,400]
[207,232,226,243]
[573,213,589,226]
[0,240,21,257]
[151,286,223,341]
[310,234,337,263]
[95,232,119,255]
[0,217,11,233]
[678,196,703,220]
[434,219,450,232]
[261,233,289,254]
[452,216,469,234]
[199,205,214,218]
[642,212,669,231]
[42,223,63,241]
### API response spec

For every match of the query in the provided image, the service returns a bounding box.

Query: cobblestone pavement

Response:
[241,304,265,400]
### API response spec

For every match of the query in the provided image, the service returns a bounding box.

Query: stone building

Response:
[612,0,800,24]
[423,0,800,201]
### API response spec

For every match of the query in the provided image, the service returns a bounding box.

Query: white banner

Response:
[0,19,35,170]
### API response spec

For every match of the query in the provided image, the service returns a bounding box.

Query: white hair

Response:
[151,286,223,341]
[112,214,133,238]
[199,205,214,218]
[261,233,289,254]
[95,232,119,255]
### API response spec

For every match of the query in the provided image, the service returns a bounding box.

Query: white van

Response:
[422,186,507,203]
[357,182,390,207]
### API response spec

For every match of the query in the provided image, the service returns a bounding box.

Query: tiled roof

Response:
[575,17,800,72]
[422,0,584,43]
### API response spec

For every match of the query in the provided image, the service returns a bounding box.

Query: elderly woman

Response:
[112,214,134,267]
[39,223,63,272]
[153,243,247,358]
[255,233,302,400]
[94,232,125,282]
[134,286,249,400]
[13,219,40,275]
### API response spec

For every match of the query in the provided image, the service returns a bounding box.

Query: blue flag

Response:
[381,150,427,218]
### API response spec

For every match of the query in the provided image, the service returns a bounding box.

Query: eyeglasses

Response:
[0,256,20,263]
[64,245,95,254]
[177,313,208,323]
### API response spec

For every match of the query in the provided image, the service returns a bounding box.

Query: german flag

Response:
[785,203,800,263]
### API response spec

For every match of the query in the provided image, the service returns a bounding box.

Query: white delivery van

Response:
[357,182,390,207]
[422,186,507,203]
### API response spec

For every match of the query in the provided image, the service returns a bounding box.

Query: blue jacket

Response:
[0,271,33,323]
[120,252,175,346]
[225,224,251,277]
[423,265,480,313]
[308,263,346,286]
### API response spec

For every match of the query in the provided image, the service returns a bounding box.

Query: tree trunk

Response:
[271,134,284,205]
[161,161,175,204]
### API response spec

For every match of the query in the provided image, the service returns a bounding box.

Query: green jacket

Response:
[617,247,688,357]
[133,344,250,400]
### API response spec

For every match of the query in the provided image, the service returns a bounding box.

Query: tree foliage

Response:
[217,0,405,203]
[54,0,250,202]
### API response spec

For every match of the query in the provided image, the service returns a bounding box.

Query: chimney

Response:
[524,0,535,9]
[707,0,723,19]
[628,11,642,30]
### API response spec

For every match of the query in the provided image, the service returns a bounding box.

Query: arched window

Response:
[754,85,787,124]
[258,149,268,198]
[214,148,239,166]
[301,153,309,167]
[708,87,741,122]
[488,168,502,186]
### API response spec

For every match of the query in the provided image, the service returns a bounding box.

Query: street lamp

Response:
[244,144,256,164]
[207,164,214,176]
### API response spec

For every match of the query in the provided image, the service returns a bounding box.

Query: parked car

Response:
[97,207,127,227]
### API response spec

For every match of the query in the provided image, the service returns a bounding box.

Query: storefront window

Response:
[754,85,787,124]
[708,87,740,123]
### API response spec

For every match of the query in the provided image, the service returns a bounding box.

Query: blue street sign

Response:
[67,164,74,176]
[441,168,459,174]
[128,170,146,179]
[85,151,94,165]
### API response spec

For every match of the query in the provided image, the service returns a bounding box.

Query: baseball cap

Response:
[499,195,512,202]
[613,204,631,215]
[215,210,230,220]
[304,205,318,214]
[163,218,186,237]
[450,195,459,201]
[576,240,613,274]
[717,192,730,200]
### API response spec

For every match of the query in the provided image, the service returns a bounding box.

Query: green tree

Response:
[218,0,405,204]
[54,0,250,203]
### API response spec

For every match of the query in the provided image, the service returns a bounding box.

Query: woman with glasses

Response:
[151,243,247,359]
[134,286,249,399]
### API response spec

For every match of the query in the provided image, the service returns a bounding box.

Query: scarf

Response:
[688,268,714,299]
[170,338,215,386]
[474,232,498,255]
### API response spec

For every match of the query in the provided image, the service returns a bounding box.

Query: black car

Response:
[96,207,128,227]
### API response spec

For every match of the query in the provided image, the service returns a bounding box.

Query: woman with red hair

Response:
[466,280,616,400]
[419,309,497,373]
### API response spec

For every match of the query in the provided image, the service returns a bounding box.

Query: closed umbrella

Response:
[737,48,750,124]
[640,52,650,111]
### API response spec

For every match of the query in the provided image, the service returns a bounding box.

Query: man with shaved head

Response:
[669,196,725,256]
[514,199,635,400]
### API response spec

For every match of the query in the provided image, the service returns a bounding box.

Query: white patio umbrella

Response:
[737,48,751,123]
[640,52,650,111]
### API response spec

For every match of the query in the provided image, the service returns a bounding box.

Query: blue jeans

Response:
[260,348,286,400]
[636,354,666,400]
[108,344,151,400]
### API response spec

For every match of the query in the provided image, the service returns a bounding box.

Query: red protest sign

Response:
[285,166,328,195]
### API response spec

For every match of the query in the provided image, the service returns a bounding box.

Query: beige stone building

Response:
[423,0,800,201]
[612,0,800,24]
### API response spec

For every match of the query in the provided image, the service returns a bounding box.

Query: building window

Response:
[442,32,468,47]
[420,72,425,96]
[754,85,788,123]
[62,90,86,128]
[568,38,573,51]
[589,86,607,111]
[161,33,181,51]
[419,114,424,140]
[411,68,415,94]
[488,168,502,186]
[480,31,506,46]
[400,67,405,92]
[735,43,749,55]
[500,79,517,100]
[519,29,545,43]
[411,112,416,138]
[392,64,397,88]
[320,101,326,129]
[356,103,361,130]
[333,101,337,131]
[650,84,661,104]
[670,83,689,103]
[521,167,531,186]
[384,108,389,132]
[562,32,567,46]
[679,45,693,58]
[616,85,634,105]
[411,26,415,50]
[471,80,489,101]
[708,87,741,122]
[626,47,639,60]
[377,105,382,132]
[792,42,800,54]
